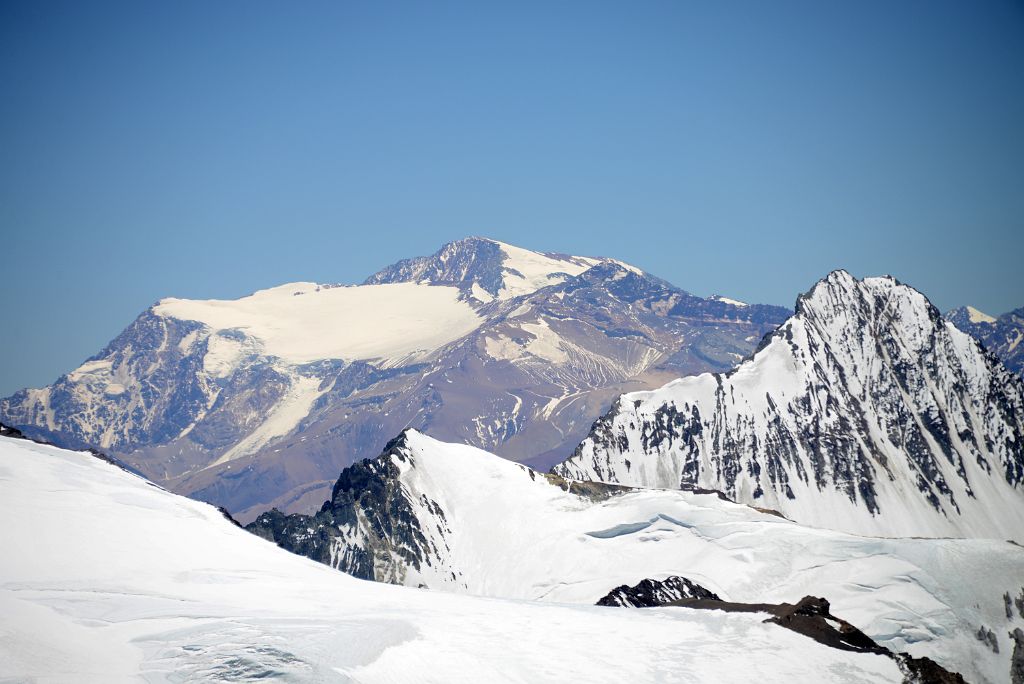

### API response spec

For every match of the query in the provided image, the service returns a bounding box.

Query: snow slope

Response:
[154,281,483,365]
[491,240,604,298]
[556,270,1024,540]
[250,429,1024,684]
[0,435,908,684]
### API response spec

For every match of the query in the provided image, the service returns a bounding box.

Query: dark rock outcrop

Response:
[665,595,965,683]
[1010,628,1024,684]
[976,625,1000,653]
[246,431,446,583]
[596,575,720,607]
[0,422,27,439]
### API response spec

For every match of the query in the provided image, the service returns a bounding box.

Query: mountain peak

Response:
[794,269,858,312]
[794,271,943,339]
[556,269,1024,540]
[363,236,638,300]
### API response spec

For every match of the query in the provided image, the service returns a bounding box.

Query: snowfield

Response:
[154,281,483,365]
[491,240,605,298]
[0,435,915,683]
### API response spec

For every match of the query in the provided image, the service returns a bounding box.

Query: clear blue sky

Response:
[2,0,1023,396]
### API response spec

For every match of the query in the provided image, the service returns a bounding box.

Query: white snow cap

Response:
[489,239,642,299]
[709,295,748,307]
[154,281,482,365]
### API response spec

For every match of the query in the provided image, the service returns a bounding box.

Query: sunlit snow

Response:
[154,282,483,365]
[0,436,906,683]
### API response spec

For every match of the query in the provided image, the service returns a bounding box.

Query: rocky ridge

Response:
[554,270,1024,539]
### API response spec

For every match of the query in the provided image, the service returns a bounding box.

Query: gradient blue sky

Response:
[2,0,1023,396]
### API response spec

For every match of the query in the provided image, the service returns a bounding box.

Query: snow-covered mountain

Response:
[554,270,1024,540]
[0,237,788,521]
[248,428,1024,684]
[3,433,934,684]
[947,305,1024,376]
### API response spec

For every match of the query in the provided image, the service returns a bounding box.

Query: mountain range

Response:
[0,237,789,521]
[2,238,1024,683]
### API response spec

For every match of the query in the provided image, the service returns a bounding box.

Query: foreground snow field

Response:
[252,429,1024,683]
[0,436,912,683]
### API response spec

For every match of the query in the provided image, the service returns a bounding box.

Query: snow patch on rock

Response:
[967,306,997,324]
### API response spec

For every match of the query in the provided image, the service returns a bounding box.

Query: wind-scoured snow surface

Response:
[556,270,1024,540]
[0,436,908,683]
[251,430,1024,684]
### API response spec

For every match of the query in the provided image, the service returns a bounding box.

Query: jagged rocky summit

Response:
[554,270,1024,540]
[0,237,788,521]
